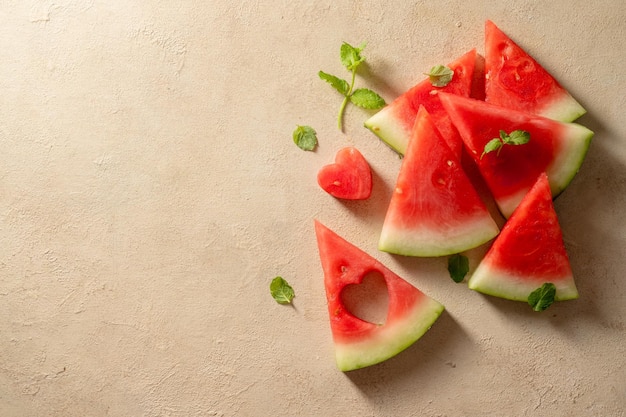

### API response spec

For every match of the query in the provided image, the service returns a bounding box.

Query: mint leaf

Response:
[349,88,386,109]
[292,125,318,151]
[447,254,469,283]
[528,283,556,312]
[505,130,531,146]
[426,65,454,87]
[270,276,295,304]
[318,71,350,96]
[340,42,366,71]
[481,130,530,159]
[481,138,504,159]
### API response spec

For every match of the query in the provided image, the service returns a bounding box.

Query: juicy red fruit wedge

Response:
[317,147,372,200]
[484,20,586,122]
[314,220,444,371]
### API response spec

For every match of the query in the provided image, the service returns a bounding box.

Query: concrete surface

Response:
[1,1,625,416]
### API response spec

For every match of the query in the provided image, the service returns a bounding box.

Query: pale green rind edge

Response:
[366,81,586,156]
[467,262,579,302]
[540,92,587,123]
[495,122,594,218]
[364,107,410,155]
[334,297,445,372]
[547,123,594,197]
[378,215,500,258]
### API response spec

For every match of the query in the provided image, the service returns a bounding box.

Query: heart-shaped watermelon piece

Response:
[317,147,372,200]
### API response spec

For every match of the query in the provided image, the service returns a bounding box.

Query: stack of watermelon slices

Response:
[365,19,593,304]
[315,21,593,371]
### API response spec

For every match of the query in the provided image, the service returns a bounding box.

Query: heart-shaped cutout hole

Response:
[340,270,389,325]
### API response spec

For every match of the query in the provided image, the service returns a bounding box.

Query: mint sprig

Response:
[481,130,530,159]
[270,276,295,305]
[319,42,386,132]
[528,283,556,312]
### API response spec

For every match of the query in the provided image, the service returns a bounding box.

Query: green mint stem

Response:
[338,68,357,131]
[338,96,349,130]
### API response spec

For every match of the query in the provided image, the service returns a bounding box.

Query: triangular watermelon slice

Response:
[364,49,477,156]
[484,20,586,122]
[468,172,578,301]
[379,106,500,257]
[314,220,444,371]
[439,93,593,218]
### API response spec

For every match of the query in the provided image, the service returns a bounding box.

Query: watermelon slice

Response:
[317,147,372,200]
[364,49,477,156]
[439,93,593,218]
[468,172,578,301]
[485,20,586,122]
[470,52,486,101]
[379,106,500,257]
[314,220,444,371]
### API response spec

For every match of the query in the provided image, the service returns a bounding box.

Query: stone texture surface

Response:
[0,1,625,416]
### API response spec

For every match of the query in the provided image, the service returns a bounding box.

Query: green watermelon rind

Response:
[538,90,587,123]
[334,297,444,371]
[493,122,594,218]
[467,262,579,302]
[547,123,594,195]
[364,107,412,155]
[378,215,499,258]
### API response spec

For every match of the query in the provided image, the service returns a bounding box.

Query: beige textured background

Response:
[1,1,625,416]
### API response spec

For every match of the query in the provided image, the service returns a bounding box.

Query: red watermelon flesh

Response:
[364,49,477,157]
[485,20,586,122]
[379,106,500,257]
[439,93,593,218]
[314,220,444,372]
[317,147,372,200]
[468,172,578,301]
[470,52,486,101]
